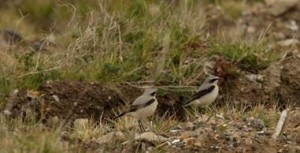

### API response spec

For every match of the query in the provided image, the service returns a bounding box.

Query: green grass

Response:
[209,40,277,73]
[0,0,280,113]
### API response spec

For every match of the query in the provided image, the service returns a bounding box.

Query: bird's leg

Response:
[138,120,145,132]
[192,106,199,119]
[149,118,154,131]
[196,107,205,122]
[205,107,215,122]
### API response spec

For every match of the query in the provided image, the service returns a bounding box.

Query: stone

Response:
[95,131,125,144]
[134,132,169,143]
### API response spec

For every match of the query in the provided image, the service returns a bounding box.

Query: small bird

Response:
[185,75,220,107]
[114,88,158,132]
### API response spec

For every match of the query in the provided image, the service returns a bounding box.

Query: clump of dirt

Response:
[39,81,127,122]
[0,29,23,44]
[285,108,300,145]
[279,55,300,106]
[2,81,126,122]
[219,75,265,107]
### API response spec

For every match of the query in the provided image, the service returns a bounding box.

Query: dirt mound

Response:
[210,52,300,109]
[2,81,186,123]
[279,55,300,106]
[39,81,126,122]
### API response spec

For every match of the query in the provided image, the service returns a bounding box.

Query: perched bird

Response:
[114,88,158,132]
[185,75,220,107]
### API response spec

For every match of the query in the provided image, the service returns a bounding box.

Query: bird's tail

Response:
[183,99,194,107]
[113,112,126,120]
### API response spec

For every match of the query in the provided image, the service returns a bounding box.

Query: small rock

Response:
[3,110,11,116]
[185,122,196,131]
[45,116,60,127]
[256,74,264,82]
[197,114,210,122]
[171,139,184,147]
[267,0,299,16]
[135,132,169,143]
[26,90,40,99]
[52,95,60,102]
[278,39,299,47]
[245,74,265,83]
[95,131,125,144]
[250,118,265,131]
[246,74,257,82]
[256,130,267,136]
[285,20,298,31]
[183,137,196,146]
[247,26,256,34]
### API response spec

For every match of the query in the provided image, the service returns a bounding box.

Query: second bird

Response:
[185,75,220,107]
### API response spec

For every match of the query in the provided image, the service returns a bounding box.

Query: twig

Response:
[152,141,168,151]
[16,66,61,78]
[155,31,170,79]
[272,109,288,139]
[123,82,196,91]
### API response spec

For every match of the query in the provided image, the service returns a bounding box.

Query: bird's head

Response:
[144,88,158,97]
[206,75,220,85]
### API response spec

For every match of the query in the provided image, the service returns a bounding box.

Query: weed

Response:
[209,41,276,73]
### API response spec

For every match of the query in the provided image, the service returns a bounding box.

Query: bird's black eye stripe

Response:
[209,78,218,83]
[150,91,156,96]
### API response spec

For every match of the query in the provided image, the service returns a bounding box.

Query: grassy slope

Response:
[0,0,284,152]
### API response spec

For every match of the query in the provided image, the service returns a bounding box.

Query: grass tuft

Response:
[209,41,277,73]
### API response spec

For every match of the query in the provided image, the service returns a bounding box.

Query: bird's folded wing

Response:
[114,98,156,119]
[128,98,156,112]
[185,85,215,105]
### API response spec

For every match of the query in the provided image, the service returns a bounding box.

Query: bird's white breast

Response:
[193,85,219,107]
